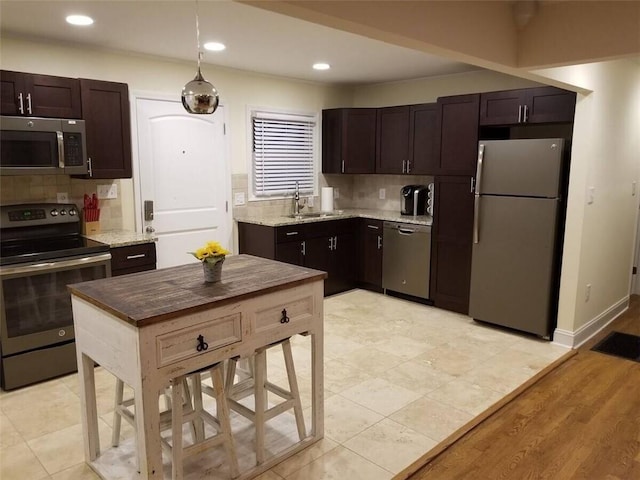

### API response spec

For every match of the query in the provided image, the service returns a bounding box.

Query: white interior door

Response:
[135,97,230,268]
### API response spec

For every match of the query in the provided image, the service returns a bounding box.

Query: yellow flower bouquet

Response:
[189,241,230,264]
[190,241,230,283]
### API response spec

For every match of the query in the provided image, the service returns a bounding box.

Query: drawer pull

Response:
[126,253,146,260]
[285,231,299,236]
[280,309,290,324]
[196,334,209,352]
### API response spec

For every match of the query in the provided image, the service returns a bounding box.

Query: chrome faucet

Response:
[293,181,304,215]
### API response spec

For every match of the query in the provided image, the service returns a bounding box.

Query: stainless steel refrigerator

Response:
[469,138,566,337]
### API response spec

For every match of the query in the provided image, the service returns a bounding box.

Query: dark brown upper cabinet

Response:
[480,86,576,126]
[376,103,437,175]
[78,79,132,179]
[376,106,410,174]
[434,94,480,176]
[1,70,81,118]
[408,103,438,175]
[322,108,376,174]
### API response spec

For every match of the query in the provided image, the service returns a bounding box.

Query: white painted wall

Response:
[352,69,542,106]
[535,59,640,338]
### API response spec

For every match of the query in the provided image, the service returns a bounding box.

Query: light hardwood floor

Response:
[405,295,640,480]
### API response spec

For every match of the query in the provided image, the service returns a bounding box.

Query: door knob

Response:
[145,226,155,233]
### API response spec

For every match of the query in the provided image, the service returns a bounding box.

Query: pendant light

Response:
[181,0,219,114]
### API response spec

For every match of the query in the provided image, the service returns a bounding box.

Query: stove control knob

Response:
[60,209,67,216]
[69,208,77,216]
[50,209,58,217]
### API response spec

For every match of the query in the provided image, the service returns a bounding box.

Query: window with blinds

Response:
[251,110,317,198]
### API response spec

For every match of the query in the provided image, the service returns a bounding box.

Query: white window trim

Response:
[247,105,319,202]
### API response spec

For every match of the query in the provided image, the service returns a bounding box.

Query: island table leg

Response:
[77,352,100,461]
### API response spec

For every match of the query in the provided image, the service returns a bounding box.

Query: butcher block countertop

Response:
[68,254,327,327]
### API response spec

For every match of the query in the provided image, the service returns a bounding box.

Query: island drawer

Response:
[249,286,316,336]
[156,313,242,367]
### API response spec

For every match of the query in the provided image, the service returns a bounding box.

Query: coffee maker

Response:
[401,185,428,216]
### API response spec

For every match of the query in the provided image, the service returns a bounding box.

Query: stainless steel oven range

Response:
[0,203,111,390]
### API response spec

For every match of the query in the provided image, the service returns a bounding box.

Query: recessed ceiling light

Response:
[204,42,226,52]
[313,63,331,71]
[66,15,94,26]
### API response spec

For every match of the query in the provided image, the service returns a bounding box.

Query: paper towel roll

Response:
[321,187,334,212]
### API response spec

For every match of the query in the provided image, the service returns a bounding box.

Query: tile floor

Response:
[0,289,569,479]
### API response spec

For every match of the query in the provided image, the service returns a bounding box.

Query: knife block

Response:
[82,221,101,236]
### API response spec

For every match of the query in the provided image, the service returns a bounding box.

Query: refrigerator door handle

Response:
[473,194,480,244]
[475,144,484,195]
[473,144,484,244]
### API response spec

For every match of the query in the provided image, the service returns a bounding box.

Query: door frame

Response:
[129,91,233,252]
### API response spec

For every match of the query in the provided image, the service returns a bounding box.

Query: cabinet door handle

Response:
[470,177,476,193]
[286,231,298,236]
[280,308,290,324]
[341,160,345,173]
[377,235,382,249]
[333,236,338,250]
[17,92,25,115]
[367,224,379,230]
[26,93,33,115]
[87,157,93,177]
[402,160,406,173]
[523,105,529,123]
[328,237,333,251]
[126,254,146,260]
[301,240,306,256]
[518,105,523,123]
[407,159,411,173]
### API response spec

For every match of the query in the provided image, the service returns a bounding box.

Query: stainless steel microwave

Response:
[0,116,88,175]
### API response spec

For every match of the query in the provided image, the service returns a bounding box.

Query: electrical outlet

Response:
[334,188,339,199]
[587,186,595,205]
[633,181,637,196]
[56,192,69,203]
[97,184,118,199]
[585,283,591,302]
[379,188,386,200]
[307,196,314,207]
[234,192,246,206]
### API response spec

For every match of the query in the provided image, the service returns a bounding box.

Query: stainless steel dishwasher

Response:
[382,221,431,299]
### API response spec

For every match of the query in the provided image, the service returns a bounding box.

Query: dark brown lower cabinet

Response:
[430,176,474,314]
[358,219,383,290]
[238,219,357,296]
[110,242,157,276]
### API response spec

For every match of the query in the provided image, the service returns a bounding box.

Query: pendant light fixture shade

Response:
[182,1,219,114]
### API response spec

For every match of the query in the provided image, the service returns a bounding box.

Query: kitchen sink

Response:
[288,211,343,219]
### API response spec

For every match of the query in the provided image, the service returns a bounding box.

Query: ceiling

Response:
[0,0,480,85]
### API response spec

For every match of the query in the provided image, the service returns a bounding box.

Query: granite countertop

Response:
[68,254,326,327]
[85,230,157,247]
[234,208,432,227]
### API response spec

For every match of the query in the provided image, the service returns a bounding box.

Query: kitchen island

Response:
[68,254,326,480]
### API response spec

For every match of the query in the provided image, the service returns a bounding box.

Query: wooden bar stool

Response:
[166,361,239,479]
[112,377,200,471]
[224,337,306,465]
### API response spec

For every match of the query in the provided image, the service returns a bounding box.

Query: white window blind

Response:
[252,110,316,197]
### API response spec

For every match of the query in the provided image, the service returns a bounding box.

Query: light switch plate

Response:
[379,188,386,200]
[307,196,314,207]
[334,188,339,199]
[234,192,246,206]
[587,186,595,205]
[97,184,118,199]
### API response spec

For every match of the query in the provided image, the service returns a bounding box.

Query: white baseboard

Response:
[552,296,630,348]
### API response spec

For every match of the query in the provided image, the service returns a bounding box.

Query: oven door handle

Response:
[0,253,112,276]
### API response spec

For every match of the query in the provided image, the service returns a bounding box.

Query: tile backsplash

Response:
[0,176,125,230]
[231,173,433,217]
